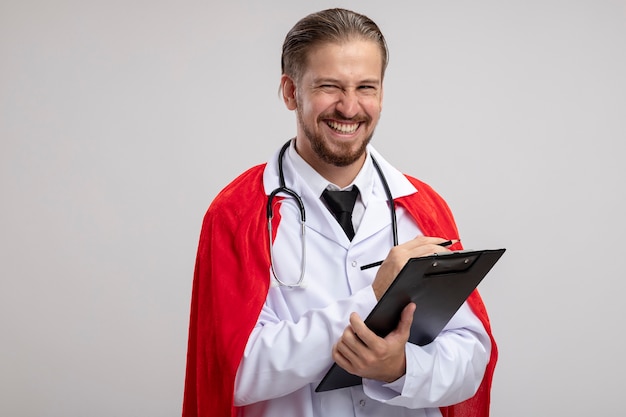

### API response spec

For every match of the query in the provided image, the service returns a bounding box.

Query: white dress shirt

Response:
[234,140,491,417]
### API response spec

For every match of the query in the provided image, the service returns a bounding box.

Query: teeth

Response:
[327,120,359,134]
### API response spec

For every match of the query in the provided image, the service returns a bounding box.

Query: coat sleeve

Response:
[396,175,498,417]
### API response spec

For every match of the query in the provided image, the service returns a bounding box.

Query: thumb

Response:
[391,302,416,339]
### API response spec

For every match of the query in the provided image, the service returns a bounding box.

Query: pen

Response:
[359,239,459,271]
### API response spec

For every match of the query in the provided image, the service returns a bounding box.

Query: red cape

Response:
[183,164,497,417]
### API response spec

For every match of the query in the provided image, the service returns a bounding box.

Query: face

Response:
[282,39,384,174]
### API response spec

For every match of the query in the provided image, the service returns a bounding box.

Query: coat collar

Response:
[263,139,418,247]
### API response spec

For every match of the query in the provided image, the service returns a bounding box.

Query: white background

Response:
[1,1,625,416]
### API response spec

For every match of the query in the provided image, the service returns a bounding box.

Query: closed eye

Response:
[357,85,379,94]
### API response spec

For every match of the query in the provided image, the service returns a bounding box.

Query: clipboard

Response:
[315,248,505,392]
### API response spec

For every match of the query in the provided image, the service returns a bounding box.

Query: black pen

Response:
[359,239,459,271]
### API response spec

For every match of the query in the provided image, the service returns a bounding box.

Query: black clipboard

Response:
[315,248,505,392]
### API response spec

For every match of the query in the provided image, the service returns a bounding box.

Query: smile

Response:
[326,120,360,134]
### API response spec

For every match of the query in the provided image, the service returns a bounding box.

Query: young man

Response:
[183,8,496,417]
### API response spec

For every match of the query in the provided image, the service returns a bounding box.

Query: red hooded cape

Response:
[183,164,497,417]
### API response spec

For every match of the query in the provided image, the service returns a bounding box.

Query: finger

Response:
[332,342,354,370]
[333,329,365,370]
[387,237,451,261]
[340,325,365,353]
[348,312,378,349]
[430,244,452,255]
[333,339,354,364]
[415,239,456,256]
[403,235,450,250]
[334,320,366,358]
[395,242,449,260]
[390,302,415,339]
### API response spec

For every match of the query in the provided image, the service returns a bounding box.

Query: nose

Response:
[335,90,360,119]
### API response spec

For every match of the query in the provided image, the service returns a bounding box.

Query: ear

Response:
[280,74,297,110]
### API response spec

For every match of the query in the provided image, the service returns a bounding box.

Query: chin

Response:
[316,136,371,167]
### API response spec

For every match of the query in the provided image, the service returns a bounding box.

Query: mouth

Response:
[325,120,361,135]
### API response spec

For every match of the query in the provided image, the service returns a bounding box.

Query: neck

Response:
[317,158,365,188]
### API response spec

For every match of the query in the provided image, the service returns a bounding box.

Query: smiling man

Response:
[183,8,496,417]
[282,39,383,184]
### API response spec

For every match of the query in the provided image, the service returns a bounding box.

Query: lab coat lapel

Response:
[351,196,391,245]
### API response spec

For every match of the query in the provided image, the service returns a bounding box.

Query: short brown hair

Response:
[281,8,389,82]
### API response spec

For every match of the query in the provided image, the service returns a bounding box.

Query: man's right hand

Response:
[371,236,453,300]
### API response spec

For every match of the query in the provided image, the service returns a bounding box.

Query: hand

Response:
[332,302,417,383]
[372,236,453,300]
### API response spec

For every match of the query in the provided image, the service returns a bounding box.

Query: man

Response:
[183,8,496,417]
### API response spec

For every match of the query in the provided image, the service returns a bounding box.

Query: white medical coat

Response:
[234,142,491,417]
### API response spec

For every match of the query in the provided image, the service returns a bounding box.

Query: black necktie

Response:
[322,187,359,241]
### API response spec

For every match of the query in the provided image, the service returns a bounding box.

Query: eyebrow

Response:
[312,77,382,86]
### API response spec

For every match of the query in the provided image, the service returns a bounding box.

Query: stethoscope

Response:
[266,140,398,288]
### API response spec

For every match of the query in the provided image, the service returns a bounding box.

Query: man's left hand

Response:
[332,302,416,383]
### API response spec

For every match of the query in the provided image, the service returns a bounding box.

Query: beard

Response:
[297,107,375,167]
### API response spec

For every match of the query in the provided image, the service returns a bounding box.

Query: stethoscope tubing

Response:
[266,139,398,287]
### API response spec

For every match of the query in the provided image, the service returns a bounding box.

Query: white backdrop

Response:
[1,1,625,416]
